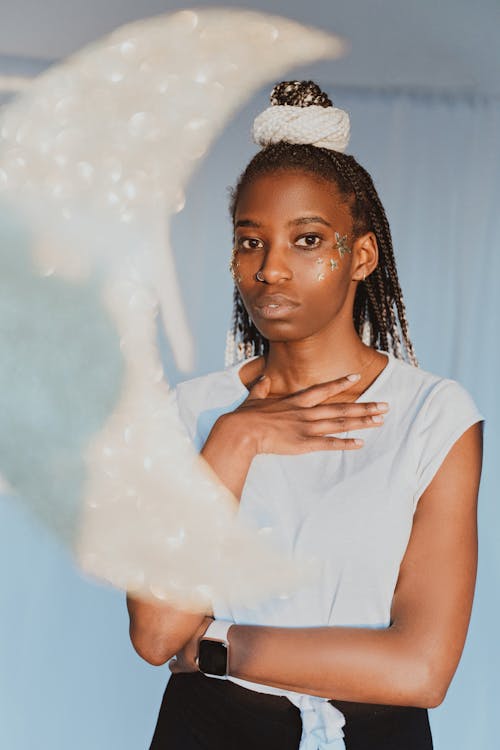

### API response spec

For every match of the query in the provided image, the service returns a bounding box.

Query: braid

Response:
[226,82,418,367]
[227,286,268,364]
[356,168,417,365]
[323,151,417,366]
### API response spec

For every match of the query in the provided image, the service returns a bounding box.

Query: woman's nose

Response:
[256,241,292,283]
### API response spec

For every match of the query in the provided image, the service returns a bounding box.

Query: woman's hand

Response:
[219,372,388,456]
[168,615,214,674]
[201,372,388,500]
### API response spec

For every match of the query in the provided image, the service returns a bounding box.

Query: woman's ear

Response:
[352,231,378,281]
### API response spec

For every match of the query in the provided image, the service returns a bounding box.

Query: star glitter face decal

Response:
[335,232,351,258]
[329,258,339,271]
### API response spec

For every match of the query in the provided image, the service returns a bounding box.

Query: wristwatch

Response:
[196,619,233,679]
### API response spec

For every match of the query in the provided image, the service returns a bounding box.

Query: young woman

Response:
[127,81,484,750]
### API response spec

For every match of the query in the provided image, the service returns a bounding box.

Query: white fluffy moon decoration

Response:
[0,9,347,611]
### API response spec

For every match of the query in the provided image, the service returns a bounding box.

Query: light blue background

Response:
[1,85,498,748]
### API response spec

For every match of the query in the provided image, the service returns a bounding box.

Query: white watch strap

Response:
[202,618,233,643]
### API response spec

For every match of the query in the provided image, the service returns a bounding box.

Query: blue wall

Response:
[1,86,498,749]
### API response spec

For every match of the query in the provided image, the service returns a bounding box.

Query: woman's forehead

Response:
[234,170,351,223]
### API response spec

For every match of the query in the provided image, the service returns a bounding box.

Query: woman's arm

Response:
[173,421,483,708]
[229,422,482,707]
[125,420,257,665]
[127,374,383,664]
[126,596,212,666]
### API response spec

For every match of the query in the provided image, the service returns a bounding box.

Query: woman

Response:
[127,81,484,749]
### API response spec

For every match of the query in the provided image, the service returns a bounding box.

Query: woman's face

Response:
[232,169,360,344]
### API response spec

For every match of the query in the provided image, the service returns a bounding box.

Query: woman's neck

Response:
[239,328,388,399]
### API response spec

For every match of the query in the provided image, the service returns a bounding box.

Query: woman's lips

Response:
[253,294,300,319]
[255,304,298,319]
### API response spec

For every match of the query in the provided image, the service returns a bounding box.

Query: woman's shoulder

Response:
[385,355,485,504]
[385,353,484,426]
[169,360,248,446]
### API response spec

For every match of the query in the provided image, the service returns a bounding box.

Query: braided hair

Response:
[226,81,418,367]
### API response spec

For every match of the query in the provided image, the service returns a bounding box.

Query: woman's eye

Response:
[237,238,264,251]
[296,234,322,249]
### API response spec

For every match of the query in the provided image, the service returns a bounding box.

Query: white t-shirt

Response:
[174,349,483,629]
[171,350,484,749]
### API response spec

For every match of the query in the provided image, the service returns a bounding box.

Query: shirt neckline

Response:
[229,349,395,403]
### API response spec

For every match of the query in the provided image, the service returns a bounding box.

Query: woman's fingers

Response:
[228,370,390,456]
[303,415,385,436]
[306,401,389,421]
[307,436,365,451]
[288,374,363,407]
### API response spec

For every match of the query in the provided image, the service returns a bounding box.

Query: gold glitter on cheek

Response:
[335,232,351,258]
[315,257,325,265]
[317,272,326,281]
[329,258,338,271]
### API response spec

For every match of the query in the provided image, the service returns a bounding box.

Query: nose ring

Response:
[256,270,265,282]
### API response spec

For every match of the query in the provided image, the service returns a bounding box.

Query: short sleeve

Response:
[168,380,216,453]
[165,385,202,449]
[413,379,484,506]
[174,376,247,453]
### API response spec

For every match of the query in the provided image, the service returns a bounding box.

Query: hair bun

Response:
[270,80,333,108]
[253,80,350,153]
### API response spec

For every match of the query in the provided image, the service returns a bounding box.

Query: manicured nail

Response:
[372,415,384,423]
[347,373,361,382]
[354,438,364,446]
[377,402,389,411]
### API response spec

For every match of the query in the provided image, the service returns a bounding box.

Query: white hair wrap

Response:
[252,104,350,152]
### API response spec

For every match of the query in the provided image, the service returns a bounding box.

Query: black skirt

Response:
[149,672,433,750]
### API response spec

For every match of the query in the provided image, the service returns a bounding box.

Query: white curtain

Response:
[1,88,498,749]
[340,89,500,750]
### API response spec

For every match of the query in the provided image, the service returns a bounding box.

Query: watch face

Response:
[198,639,228,677]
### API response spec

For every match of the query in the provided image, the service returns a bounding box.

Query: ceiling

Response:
[0,0,499,98]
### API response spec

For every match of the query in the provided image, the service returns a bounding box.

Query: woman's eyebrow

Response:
[234,219,261,229]
[289,216,332,227]
[235,216,332,229]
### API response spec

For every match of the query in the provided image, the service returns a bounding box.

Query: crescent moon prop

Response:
[0,9,347,611]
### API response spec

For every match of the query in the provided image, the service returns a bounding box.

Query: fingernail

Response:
[372,415,384,423]
[354,438,364,446]
[347,373,361,382]
[377,402,389,411]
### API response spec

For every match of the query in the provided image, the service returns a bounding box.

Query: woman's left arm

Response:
[171,421,483,709]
